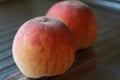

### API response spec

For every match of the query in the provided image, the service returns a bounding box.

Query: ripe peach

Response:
[12,16,75,78]
[46,0,97,50]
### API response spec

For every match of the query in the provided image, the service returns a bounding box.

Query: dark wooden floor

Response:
[0,0,120,80]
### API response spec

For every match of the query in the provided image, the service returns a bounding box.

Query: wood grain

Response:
[0,0,120,80]
[5,48,97,80]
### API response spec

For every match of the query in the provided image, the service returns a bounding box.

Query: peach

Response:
[46,0,97,50]
[12,16,75,78]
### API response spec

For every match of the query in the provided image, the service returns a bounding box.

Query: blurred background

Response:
[0,0,120,80]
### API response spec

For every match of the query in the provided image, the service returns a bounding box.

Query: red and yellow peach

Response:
[12,16,75,78]
[46,0,97,50]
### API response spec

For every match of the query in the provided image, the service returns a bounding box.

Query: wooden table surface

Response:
[0,0,120,80]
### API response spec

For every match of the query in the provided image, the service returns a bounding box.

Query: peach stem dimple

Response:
[41,17,48,22]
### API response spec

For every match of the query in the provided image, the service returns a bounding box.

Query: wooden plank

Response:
[5,48,97,80]
[0,0,120,80]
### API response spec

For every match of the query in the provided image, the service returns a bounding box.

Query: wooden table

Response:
[0,0,120,80]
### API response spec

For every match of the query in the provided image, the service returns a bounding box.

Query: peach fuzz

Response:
[12,16,75,78]
[46,0,97,50]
